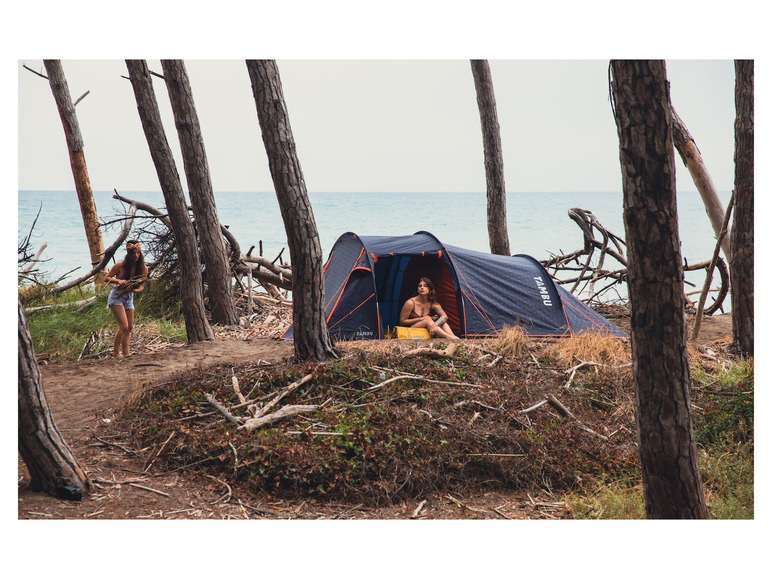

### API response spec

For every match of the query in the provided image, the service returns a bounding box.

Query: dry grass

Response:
[486,325,529,359]
[336,338,452,358]
[541,331,631,368]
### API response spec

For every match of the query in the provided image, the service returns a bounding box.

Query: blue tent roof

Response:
[284,231,626,341]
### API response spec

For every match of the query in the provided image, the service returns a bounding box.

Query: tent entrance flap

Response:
[374,254,461,333]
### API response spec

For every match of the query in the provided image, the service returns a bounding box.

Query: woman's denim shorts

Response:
[107,287,135,310]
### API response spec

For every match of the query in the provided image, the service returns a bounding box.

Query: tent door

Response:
[374,254,461,334]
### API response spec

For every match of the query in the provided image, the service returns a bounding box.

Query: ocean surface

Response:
[17,190,733,304]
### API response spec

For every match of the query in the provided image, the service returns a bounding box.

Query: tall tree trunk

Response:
[471,60,510,256]
[670,104,730,257]
[19,300,90,499]
[43,60,105,286]
[610,60,707,519]
[246,59,336,361]
[125,59,214,344]
[161,60,240,326]
[730,60,754,357]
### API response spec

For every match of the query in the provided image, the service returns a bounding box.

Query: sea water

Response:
[17,189,733,305]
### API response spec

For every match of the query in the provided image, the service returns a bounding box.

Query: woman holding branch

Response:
[104,240,147,358]
[399,277,459,340]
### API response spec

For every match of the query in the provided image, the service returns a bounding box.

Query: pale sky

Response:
[17,59,736,194]
[10,2,763,198]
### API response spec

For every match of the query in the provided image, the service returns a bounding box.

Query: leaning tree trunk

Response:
[730,60,754,357]
[246,59,336,361]
[19,300,90,499]
[43,60,105,286]
[161,60,240,326]
[670,104,730,258]
[471,60,510,256]
[125,59,214,344]
[610,60,708,519]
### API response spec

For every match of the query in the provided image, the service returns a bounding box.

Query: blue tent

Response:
[284,231,626,341]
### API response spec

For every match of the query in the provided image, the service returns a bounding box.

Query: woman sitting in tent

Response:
[399,277,459,340]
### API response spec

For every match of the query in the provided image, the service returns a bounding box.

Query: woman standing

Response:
[399,277,459,340]
[104,240,147,358]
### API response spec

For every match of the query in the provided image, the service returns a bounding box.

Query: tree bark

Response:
[43,60,106,286]
[730,60,754,357]
[161,60,240,326]
[246,59,336,361]
[471,60,510,256]
[610,60,707,519]
[125,59,214,344]
[670,104,730,257]
[19,300,90,499]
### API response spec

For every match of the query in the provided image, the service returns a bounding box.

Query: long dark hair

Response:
[416,277,437,303]
[121,239,146,280]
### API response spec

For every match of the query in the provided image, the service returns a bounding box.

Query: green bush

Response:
[22,280,186,360]
[692,358,754,519]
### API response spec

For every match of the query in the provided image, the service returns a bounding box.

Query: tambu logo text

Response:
[533,276,553,306]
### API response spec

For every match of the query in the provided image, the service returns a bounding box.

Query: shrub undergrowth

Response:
[566,355,754,519]
[24,285,752,520]
[116,340,642,507]
[22,281,186,360]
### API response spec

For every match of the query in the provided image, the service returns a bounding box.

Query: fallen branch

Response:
[445,493,487,515]
[564,359,631,388]
[89,430,137,455]
[403,343,458,358]
[250,294,293,307]
[25,295,98,315]
[547,393,578,420]
[145,431,175,473]
[93,476,149,486]
[231,375,247,405]
[114,191,172,229]
[129,483,171,497]
[207,474,233,505]
[239,405,320,433]
[547,394,608,441]
[520,399,549,414]
[691,189,735,341]
[22,242,48,274]
[254,373,313,418]
[366,373,484,392]
[204,392,243,425]
[411,499,427,519]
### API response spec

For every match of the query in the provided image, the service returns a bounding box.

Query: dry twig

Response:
[204,393,243,425]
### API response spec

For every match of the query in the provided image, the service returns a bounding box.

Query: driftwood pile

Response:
[109,192,293,311]
[18,191,294,315]
[540,207,729,316]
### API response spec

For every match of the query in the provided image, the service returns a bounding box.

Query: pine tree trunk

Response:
[161,60,240,326]
[125,59,214,344]
[18,300,90,499]
[43,60,105,286]
[246,59,336,361]
[471,60,510,256]
[730,60,754,357]
[670,105,731,258]
[610,60,707,519]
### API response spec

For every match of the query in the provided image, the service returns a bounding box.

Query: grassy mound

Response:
[116,334,642,506]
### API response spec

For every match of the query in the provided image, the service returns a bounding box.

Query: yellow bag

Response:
[395,326,430,339]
